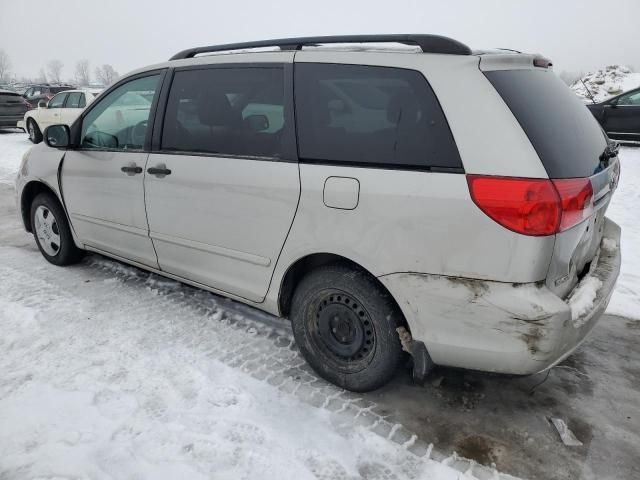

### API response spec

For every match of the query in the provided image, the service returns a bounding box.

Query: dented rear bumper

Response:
[379,218,621,375]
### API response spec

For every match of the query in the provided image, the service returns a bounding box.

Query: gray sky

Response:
[1,0,639,81]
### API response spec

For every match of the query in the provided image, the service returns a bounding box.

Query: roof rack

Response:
[169,34,472,60]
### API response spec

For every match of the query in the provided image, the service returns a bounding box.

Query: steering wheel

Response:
[130,120,148,147]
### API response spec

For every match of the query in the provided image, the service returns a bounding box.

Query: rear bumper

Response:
[16,119,25,130]
[0,115,25,127]
[379,218,621,375]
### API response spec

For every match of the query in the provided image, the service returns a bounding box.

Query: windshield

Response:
[485,69,607,178]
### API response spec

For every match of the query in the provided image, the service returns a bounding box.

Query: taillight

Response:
[467,176,560,236]
[552,178,593,232]
[467,175,593,236]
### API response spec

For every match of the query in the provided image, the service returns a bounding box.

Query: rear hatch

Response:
[483,65,619,297]
[0,90,28,117]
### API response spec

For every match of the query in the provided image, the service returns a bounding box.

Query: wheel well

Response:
[21,181,58,232]
[278,253,409,330]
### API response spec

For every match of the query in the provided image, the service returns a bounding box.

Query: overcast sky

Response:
[1,0,638,81]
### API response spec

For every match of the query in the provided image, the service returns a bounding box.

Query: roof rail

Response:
[169,34,472,60]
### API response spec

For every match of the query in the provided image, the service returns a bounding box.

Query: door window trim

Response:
[69,69,168,153]
[151,63,298,163]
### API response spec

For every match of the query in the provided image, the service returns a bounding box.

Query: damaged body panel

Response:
[379,219,621,375]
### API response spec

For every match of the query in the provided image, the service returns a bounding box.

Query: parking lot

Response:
[1,130,638,480]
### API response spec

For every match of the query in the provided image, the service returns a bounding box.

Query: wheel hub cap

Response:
[34,206,60,256]
[314,293,374,362]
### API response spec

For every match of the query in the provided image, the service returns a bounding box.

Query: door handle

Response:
[147,164,172,177]
[121,164,143,175]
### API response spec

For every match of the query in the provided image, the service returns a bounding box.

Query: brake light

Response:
[467,175,593,236]
[467,176,560,236]
[552,178,593,232]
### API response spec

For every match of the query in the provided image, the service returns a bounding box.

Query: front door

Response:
[603,89,640,141]
[61,73,164,267]
[39,92,67,129]
[144,62,300,302]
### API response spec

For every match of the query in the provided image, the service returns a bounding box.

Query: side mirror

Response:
[244,114,270,132]
[38,100,47,108]
[44,124,71,149]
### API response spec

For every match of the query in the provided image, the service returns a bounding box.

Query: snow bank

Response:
[0,131,31,184]
[605,147,640,320]
[571,65,640,103]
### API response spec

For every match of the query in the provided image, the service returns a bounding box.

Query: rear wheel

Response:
[290,264,404,392]
[30,192,82,266]
[27,118,42,144]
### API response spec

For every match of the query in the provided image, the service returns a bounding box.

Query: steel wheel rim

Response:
[34,205,61,256]
[28,121,35,141]
[310,290,376,372]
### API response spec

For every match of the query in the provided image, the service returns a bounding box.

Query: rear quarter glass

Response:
[485,70,607,179]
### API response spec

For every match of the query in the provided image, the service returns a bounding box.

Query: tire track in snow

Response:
[0,247,517,480]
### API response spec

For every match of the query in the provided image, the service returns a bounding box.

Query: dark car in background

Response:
[0,89,31,128]
[587,87,640,143]
[22,84,75,109]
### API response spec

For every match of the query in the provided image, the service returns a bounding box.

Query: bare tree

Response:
[0,49,11,82]
[47,59,64,83]
[75,59,90,86]
[94,64,119,86]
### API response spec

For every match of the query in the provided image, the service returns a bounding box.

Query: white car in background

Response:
[18,89,102,143]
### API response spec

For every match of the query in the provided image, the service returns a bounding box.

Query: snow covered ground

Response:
[0,129,28,185]
[571,65,640,103]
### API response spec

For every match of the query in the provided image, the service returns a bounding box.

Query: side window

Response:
[48,93,68,108]
[78,93,86,108]
[161,67,285,158]
[65,92,83,108]
[295,63,462,169]
[617,90,640,106]
[80,74,160,151]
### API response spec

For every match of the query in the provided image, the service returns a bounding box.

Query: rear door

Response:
[60,91,85,125]
[603,89,640,141]
[144,60,299,302]
[39,92,67,128]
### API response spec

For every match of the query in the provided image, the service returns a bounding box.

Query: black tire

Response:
[27,118,43,144]
[30,192,82,266]
[291,263,404,392]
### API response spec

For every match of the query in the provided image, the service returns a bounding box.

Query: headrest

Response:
[197,91,240,127]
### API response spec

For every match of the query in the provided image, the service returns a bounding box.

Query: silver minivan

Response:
[15,35,621,391]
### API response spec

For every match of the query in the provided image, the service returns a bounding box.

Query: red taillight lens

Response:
[552,178,593,232]
[467,175,594,236]
[467,176,560,236]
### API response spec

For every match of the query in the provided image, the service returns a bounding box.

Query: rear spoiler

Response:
[477,52,553,72]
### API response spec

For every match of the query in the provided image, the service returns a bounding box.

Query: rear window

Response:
[0,92,21,102]
[50,86,71,94]
[485,70,606,178]
[295,63,462,171]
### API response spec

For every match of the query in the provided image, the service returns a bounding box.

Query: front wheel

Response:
[30,193,82,266]
[27,118,42,144]
[290,264,404,392]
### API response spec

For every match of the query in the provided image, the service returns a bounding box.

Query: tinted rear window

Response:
[485,70,606,178]
[0,92,21,101]
[295,63,462,170]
